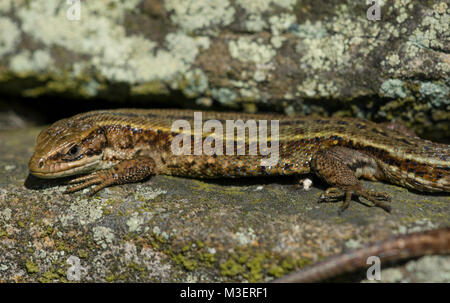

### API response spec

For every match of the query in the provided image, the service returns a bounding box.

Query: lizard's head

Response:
[29,117,107,178]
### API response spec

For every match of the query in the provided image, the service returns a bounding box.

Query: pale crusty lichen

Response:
[295,3,395,73]
[405,256,450,282]
[0,208,12,222]
[296,75,339,99]
[9,50,54,73]
[380,79,408,99]
[408,2,449,52]
[92,226,115,249]
[229,37,275,65]
[240,86,262,102]
[210,88,237,105]
[0,0,12,13]
[291,20,328,39]
[268,13,296,49]
[238,0,296,33]
[236,0,296,14]
[385,53,401,67]
[245,14,268,32]
[233,227,258,246]
[59,198,104,227]
[269,13,296,36]
[383,2,450,76]
[126,212,146,233]
[11,0,210,86]
[0,17,20,57]
[419,82,449,107]
[175,68,209,98]
[393,0,413,24]
[165,0,235,32]
[0,0,448,122]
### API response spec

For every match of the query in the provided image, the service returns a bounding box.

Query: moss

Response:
[181,244,191,253]
[237,252,249,264]
[195,240,205,248]
[220,251,271,282]
[152,232,168,244]
[280,257,296,271]
[220,258,245,277]
[245,253,266,282]
[173,253,198,271]
[38,271,60,283]
[25,260,39,274]
[199,252,216,265]
[78,249,88,259]
[43,226,53,236]
[131,81,170,96]
[105,274,116,282]
[268,264,285,278]
[297,257,313,268]
[128,261,146,272]
[55,240,69,252]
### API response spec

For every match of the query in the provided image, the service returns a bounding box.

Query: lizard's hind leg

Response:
[311,146,391,213]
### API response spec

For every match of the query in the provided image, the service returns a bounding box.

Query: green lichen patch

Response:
[25,260,39,274]
[219,249,312,282]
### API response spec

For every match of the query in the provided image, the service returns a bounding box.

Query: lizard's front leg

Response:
[65,157,156,196]
[311,146,391,213]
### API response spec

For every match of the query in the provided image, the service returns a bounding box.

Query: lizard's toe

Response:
[318,187,344,203]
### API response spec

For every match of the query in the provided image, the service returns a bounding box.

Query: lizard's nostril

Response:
[38,159,44,168]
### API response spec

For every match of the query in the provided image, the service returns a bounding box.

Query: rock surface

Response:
[0,0,449,140]
[0,124,448,282]
[0,0,448,283]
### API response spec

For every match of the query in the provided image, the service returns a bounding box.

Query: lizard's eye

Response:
[62,144,83,161]
[68,145,80,157]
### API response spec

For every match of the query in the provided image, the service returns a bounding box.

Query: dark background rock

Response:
[0,0,448,140]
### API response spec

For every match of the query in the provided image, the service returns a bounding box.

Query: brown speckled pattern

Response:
[29,109,449,208]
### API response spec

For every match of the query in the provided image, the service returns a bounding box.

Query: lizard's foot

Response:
[318,186,391,214]
[312,146,391,213]
[65,170,115,196]
[65,158,155,196]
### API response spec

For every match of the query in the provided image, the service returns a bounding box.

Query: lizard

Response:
[28,108,450,213]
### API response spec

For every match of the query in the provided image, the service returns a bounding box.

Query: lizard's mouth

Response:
[28,154,102,179]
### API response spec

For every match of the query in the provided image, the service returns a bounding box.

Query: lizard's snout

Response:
[28,153,48,177]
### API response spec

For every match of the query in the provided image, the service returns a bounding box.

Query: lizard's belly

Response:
[161,154,311,178]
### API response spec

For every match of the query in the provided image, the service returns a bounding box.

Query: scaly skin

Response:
[29,109,449,204]
[28,109,448,203]
[28,109,449,213]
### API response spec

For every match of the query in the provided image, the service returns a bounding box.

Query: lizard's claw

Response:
[64,158,156,196]
[65,170,114,196]
[318,186,392,214]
